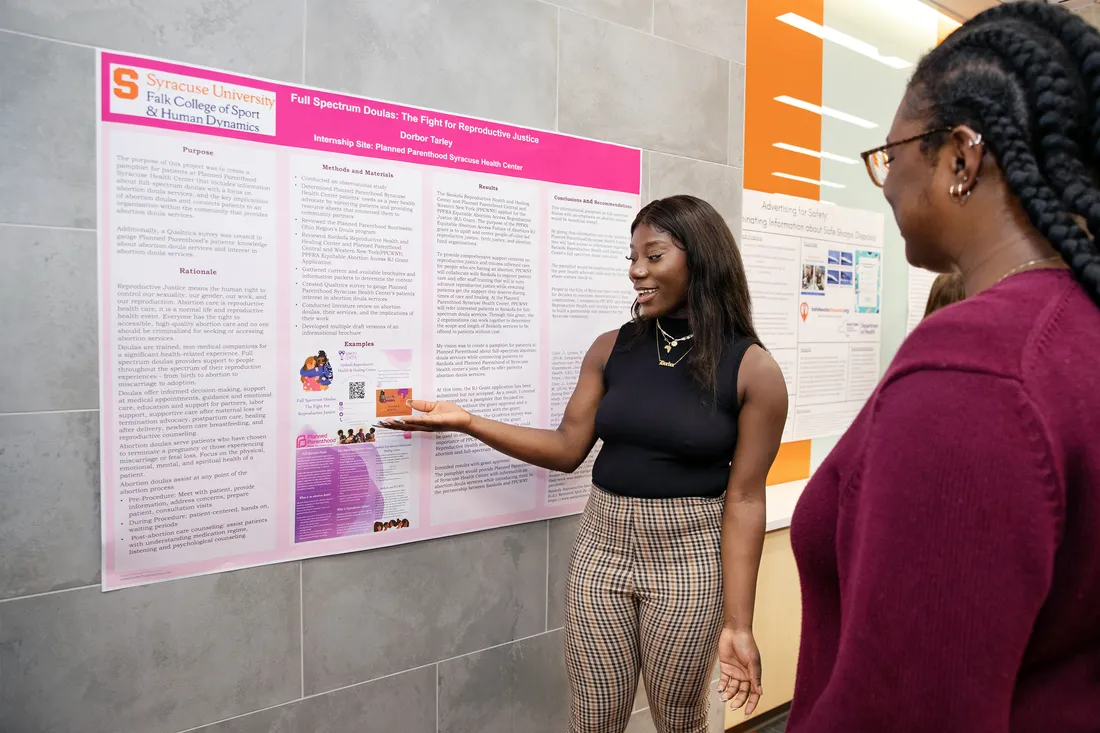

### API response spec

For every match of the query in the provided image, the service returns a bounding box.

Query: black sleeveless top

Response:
[592,318,758,499]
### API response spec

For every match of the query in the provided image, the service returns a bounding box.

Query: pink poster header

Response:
[100,51,641,195]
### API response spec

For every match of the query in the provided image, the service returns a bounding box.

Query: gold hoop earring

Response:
[949,183,971,205]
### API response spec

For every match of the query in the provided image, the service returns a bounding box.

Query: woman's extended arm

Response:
[379,330,617,473]
[718,346,789,716]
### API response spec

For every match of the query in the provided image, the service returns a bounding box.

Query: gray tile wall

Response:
[0,0,746,730]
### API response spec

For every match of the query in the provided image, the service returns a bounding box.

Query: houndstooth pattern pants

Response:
[564,485,725,733]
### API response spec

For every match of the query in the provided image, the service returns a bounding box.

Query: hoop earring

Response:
[949,183,972,205]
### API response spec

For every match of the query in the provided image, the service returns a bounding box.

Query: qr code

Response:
[349,381,366,400]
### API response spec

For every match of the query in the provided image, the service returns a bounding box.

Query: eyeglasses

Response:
[859,127,952,188]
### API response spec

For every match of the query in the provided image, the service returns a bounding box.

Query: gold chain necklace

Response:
[656,328,693,367]
[656,318,694,354]
[995,256,1066,285]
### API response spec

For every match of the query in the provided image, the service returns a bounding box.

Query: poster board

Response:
[97,51,641,590]
[740,191,885,441]
[907,266,938,334]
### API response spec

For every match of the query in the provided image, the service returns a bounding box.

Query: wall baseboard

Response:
[726,702,791,733]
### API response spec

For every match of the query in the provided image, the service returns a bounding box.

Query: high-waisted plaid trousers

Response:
[564,485,724,733]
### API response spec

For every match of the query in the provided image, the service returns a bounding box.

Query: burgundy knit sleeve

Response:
[798,368,1062,732]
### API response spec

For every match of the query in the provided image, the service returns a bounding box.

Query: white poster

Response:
[740,191,885,441]
[907,266,938,334]
[97,51,641,590]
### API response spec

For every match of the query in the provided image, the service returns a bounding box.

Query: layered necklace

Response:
[656,318,694,368]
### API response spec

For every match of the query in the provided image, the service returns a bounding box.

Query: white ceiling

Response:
[925,0,1098,22]
[921,0,1009,22]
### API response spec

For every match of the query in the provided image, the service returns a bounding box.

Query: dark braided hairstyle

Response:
[906,1,1100,303]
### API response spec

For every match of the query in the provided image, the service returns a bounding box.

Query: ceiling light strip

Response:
[773,142,858,165]
[776,13,912,69]
[774,95,878,129]
[772,172,846,189]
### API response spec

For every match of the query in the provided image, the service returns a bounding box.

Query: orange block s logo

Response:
[112,67,139,100]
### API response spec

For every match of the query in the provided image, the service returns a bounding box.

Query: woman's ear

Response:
[949,125,984,198]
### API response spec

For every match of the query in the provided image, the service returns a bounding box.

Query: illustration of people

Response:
[300,356,322,391]
[366,427,376,443]
[379,390,391,403]
[356,428,368,443]
[337,430,347,444]
[317,350,333,390]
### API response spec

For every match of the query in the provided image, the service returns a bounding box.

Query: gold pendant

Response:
[659,359,677,367]
[664,344,672,353]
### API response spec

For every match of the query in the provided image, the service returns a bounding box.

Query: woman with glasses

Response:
[788,3,1100,731]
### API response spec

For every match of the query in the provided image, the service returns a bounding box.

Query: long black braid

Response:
[907,2,1100,304]
[968,3,1100,242]
[930,22,1100,236]
[974,1,1100,165]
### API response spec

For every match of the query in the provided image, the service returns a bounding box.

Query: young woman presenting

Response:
[380,195,787,733]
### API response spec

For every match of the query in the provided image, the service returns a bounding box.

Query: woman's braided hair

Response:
[908,1,1100,303]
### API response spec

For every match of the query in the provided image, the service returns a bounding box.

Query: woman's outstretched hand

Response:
[377,399,471,433]
[717,626,763,717]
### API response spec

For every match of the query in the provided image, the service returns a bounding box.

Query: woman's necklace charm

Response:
[657,318,692,356]
[656,329,692,367]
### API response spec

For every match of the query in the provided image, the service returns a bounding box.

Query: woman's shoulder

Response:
[601,321,642,350]
[720,331,762,368]
[593,325,631,358]
[894,270,1081,382]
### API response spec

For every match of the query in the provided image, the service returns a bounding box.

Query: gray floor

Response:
[755,712,788,733]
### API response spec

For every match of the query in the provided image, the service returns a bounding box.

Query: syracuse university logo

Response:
[111,66,140,100]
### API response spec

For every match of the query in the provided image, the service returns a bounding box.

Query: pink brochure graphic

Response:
[97,49,640,590]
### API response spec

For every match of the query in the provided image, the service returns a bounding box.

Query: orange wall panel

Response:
[766,439,811,486]
[744,0,824,199]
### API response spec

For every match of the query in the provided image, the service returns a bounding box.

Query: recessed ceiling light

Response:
[774,95,878,129]
[773,172,846,189]
[777,13,912,69]
[773,142,858,165]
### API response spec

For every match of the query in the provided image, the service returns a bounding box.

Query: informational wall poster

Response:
[97,51,641,590]
[740,191,885,442]
[907,266,938,334]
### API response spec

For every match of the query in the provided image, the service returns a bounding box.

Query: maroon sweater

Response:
[788,270,1100,733]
